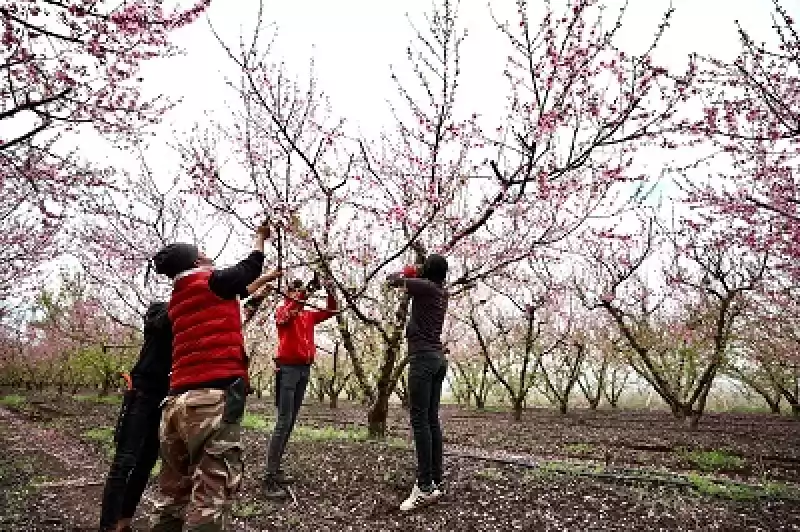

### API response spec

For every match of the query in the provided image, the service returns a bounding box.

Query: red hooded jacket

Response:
[275,292,337,365]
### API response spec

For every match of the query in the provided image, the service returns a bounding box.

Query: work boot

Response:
[276,468,295,484]
[262,474,289,500]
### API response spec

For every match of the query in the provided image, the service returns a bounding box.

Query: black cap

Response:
[152,243,200,279]
[421,254,448,284]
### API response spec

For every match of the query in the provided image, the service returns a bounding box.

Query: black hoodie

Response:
[130,302,173,397]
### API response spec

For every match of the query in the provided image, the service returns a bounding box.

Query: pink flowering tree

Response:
[684,0,800,279]
[71,153,233,329]
[727,286,800,415]
[578,210,771,427]
[24,269,137,393]
[0,0,211,303]
[442,301,497,409]
[185,0,692,436]
[461,265,572,420]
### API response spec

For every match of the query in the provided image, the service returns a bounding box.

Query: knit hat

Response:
[152,243,200,279]
[421,254,448,284]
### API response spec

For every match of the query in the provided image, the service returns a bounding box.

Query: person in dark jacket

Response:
[149,222,280,532]
[99,301,172,532]
[387,254,449,512]
[262,276,337,499]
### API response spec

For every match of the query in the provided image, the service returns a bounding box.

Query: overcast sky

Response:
[106,0,788,203]
[42,0,794,284]
[137,0,783,137]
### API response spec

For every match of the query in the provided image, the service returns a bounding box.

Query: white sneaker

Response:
[399,483,437,512]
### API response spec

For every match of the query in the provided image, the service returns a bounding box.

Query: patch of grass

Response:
[150,459,162,478]
[685,473,800,501]
[476,467,506,481]
[83,426,115,458]
[564,442,593,455]
[241,412,272,431]
[293,425,369,442]
[0,394,26,407]
[232,500,266,517]
[73,394,122,405]
[84,426,114,443]
[241,413,408,447]
[678,448,745,472]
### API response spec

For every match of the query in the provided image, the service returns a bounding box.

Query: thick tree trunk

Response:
[558,400,568,416]
[368,391,390,438]
[329,394,338,409]
[512,398,524,421]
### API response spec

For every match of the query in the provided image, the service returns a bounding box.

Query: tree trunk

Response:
[368,392,390,438]
[558,400,568,416]
[475,396,486,410]
[687,411,702,430]
[765,397,781,414]
[329,394,338,409]
[791,402,800,417]
[587,397,600,410]
[512,398,524,421]
[100,375,110,396]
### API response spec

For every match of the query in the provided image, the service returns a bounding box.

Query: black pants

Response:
[408,352,447,488]
[265,364,310,475]
[99,390,162,531]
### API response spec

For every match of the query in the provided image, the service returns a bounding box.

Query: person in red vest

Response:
[149,221,280,532]
[262,275,337,499]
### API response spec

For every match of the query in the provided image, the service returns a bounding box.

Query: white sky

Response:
[138,0,780,140]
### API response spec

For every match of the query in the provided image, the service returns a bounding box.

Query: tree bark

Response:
[512,398,524,421]
[368,392,390,438]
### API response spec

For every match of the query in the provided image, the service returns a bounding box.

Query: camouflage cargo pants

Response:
[150,387,245,532]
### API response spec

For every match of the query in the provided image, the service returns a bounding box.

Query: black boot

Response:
[276,468,295,485]
[262,473,289,500]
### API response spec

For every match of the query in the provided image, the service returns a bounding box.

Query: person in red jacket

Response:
[149,221,280,532]
[262,276,337,499]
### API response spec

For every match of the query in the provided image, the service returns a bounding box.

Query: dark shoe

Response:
[276,468,295,484]
[262,474,289,500]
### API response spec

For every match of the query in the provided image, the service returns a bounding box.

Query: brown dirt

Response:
[1,392,799,531]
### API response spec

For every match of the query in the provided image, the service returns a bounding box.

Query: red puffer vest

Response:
[168,269,248,390]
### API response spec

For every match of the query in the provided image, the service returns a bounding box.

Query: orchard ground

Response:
[0,390,799,531]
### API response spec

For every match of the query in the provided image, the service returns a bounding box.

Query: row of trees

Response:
[1,0,799,435]
[2,251,797,427]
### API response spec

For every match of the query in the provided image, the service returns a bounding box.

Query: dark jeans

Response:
[265,364,310,475]
[408,352,447,488]
[99,390,162,531]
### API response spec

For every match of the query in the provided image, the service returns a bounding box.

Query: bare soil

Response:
[1,391,799,531]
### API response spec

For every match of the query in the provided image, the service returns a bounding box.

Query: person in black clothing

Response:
[99,301,172,532]
[386,254,449,512]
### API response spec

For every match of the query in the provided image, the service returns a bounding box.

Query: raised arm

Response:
[246,269,282,296]
[311,280,338,324]
[209,222,270,300]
